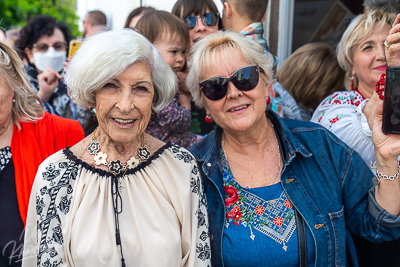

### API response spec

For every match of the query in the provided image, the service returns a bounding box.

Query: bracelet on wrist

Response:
[370,161,400,185]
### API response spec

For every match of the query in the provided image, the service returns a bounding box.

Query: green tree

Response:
[0,0,80,37]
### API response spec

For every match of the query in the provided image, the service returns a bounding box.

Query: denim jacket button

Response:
[210,234,214,241]
[286,178,295,183]
[207,163,211,167]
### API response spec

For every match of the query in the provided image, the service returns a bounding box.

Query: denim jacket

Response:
[189,112,400,267]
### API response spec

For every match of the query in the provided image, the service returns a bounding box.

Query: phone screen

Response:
[382,67,400,135]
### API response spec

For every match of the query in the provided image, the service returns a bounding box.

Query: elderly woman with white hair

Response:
[187,30,400,267]
[22,30,210,267]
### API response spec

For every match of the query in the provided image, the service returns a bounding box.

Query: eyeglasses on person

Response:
[182,12,219,30]
[199,65,260,101]
[32,42,67,52]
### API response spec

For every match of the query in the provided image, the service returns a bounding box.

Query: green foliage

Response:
[0,0,80,37]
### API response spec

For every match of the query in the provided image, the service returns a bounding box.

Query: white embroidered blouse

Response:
[310,91,375,167]
[22,144,211,267]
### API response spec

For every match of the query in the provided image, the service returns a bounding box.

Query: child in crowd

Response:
[134,10,198,148]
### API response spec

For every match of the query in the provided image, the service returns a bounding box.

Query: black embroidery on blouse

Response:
[37,161,78,266]
[0,146,11,171]
[196,243,211,261]
[62,142,172,178]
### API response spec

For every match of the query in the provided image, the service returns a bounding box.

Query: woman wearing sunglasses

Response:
[187,30,400,267]
[172,0,221,136]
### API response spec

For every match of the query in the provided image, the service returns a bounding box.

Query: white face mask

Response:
[33,47,66,72]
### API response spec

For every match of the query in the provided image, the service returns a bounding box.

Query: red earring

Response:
[205,115,213,123]
[350,76,355,91]
[266,96,271,105]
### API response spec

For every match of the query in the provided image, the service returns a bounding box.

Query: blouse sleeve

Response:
[311,91,375,166]
[22,155,77,267]
[156,91,192,133]
[169,146,211,267]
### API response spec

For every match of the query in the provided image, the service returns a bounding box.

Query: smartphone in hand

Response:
[383,67,400,135]
[68,40,82,58]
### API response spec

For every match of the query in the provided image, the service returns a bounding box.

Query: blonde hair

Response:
[276,43,345,110]
[186,30,273,108]
[337,8,396,90]
[0,41,43,128]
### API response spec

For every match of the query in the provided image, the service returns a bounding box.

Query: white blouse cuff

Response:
[357,99,372,137]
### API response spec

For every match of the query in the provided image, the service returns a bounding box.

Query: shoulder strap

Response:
[294,208,307,267]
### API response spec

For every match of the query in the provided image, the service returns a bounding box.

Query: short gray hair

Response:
[186,30,273,108]
[363,0,400,13]
[65,29,176,112]
[337,8,395,90]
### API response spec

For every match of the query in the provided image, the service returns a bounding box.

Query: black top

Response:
[0,154,24,267]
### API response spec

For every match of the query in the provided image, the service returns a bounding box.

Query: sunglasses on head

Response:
[199,65,260,101]
[182,12,219,30]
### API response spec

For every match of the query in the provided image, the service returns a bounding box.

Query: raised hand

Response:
[37,68,62,102]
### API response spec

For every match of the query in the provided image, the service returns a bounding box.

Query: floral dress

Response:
[220,151,315,266]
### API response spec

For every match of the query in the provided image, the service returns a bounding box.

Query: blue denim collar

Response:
[190,111,312,176]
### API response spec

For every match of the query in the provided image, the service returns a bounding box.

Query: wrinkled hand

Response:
[385,14,400,67]
[37,68,61,102]
[177,71,191,95]
[372,101,400,167]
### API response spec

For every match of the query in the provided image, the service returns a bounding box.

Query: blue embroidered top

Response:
[221,150,315,266]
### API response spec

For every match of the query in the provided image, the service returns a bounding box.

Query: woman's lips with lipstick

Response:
[374,64,388,71]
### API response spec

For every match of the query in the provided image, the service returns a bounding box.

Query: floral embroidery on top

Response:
[221,151,296,251]
[0,146,12,171]
[321,91,363,107]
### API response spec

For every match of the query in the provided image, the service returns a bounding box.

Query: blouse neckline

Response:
[63,142,172,178]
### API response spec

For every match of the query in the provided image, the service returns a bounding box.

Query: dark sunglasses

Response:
[199,65,260,101]
[182,12,219,30]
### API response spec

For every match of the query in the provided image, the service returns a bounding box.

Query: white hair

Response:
[186,30,273,108]
[65,29,176,112]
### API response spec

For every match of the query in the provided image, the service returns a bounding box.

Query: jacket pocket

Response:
[329,206,345,267]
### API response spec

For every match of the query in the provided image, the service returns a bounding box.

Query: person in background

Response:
[275,43,345,121]
[172,0,221,136]
[0,41,83,267]
[15,15,89,126]
[82,10,107,38]
[364,0,400,13]
[124,6,156,29]
[311,9,400,267]
[4,28,20,47]
[22,29,210,267]
[187,29,400,267]
[221,0,301,120]
[135,11,198,148]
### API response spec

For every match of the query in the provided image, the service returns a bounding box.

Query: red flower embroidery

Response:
[224,186,239,207]
[330,117,339,124]
[284,199,293,208]
[255,206,265,215]
[226,211,233,219]
[333,99,341,104]
[232,205,240,213]
[274,217,284,227]
[355,101,361,106]
[233,212,242,220]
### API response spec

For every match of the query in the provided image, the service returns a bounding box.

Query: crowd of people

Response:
[1,0,400,266]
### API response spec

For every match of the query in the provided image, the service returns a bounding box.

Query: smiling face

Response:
[154,35,186,73]
[186,10,219,47]
[201,49,269,134]
[95,62,154,145]
[352,23,390,98]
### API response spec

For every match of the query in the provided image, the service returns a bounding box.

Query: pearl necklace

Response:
[222,133,281,189]
[87,128,151,190]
